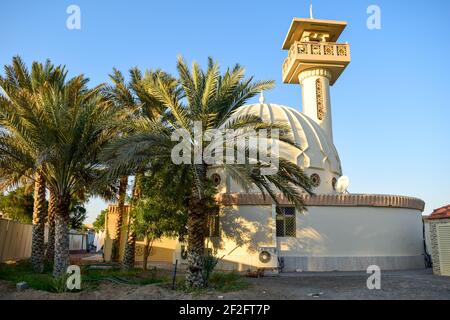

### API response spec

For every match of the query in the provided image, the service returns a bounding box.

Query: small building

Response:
[424,205,450,276]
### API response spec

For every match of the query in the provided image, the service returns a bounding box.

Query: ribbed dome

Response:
[231,102,342,176]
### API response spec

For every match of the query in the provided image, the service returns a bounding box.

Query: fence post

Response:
[172,259,178,290]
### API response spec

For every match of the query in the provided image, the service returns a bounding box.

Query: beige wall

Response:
[0,218,32,262]
[104,206,177,264]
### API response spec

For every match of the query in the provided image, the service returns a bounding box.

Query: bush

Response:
[202,252,219,287]
[50,274,70,293]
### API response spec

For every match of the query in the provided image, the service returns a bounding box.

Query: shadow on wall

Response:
[210,206,274,255]
[279,226,328,255]
[211,206,331,258]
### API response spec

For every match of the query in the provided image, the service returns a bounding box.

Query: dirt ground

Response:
[1,269,449,300]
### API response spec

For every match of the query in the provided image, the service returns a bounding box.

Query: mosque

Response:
[105,14,426,272]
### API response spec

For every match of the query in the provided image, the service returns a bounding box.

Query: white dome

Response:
[229,102,342,193]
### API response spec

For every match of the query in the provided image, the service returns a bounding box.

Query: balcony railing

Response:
[282,41,350,75]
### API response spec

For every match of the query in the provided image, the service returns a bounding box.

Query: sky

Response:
[1,0,449,223]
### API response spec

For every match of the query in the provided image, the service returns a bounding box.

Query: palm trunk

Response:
[185,166,208,288]
[53,194,71,277]
[121,220,136,270]
[31,172,46,273]
[112,176,128,262]
[122,174,143,270]
[45,189,56,262]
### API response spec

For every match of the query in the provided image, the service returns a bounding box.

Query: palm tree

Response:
[0,57,67,272]
[37,77,121,276]
[102,69,135,262]
[103,57,313,287]
[102,68,175,269]
[1,65,122,276]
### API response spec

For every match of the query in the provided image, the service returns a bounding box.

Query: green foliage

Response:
[101,56,313,214]
[50,274,70,293]
[0,260,169,293]
[68,201,87,231]
[208,272,251,292]
[93,209,107,232]
[0,56,124,207]
[0,260,54,291]
[133,166,190,243]
[202,251,219,287]
[0,187,36,223]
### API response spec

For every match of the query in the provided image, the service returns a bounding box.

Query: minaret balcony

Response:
[282,41,350,85]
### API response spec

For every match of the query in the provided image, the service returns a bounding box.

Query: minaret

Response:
[282,17,351,142]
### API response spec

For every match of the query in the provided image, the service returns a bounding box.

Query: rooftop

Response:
[282,18,347,50]
[425,204,450,220]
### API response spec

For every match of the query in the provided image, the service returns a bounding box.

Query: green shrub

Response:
[50,274,70,293]
[202,253,219,287]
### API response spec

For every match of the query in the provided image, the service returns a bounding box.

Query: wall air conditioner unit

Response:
[256,246,278,269]
[173,243,189,265]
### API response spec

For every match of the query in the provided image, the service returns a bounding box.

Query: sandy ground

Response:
[1,269,450,300]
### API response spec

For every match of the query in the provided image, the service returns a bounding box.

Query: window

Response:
[211,173,221,186]
[276,207,296,237]
[332,177,337,190]
[310,173,321,187]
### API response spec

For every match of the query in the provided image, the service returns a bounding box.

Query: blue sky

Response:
[1,0,449,223]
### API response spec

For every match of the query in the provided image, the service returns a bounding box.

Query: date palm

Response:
[1,65,122,276]
[103,67,175,269]
[103,69,133,262]
[37,77,121,276]
[103,57,313,287]
[0,57,67,272]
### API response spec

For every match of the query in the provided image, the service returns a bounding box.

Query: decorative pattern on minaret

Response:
[316,79,325,120]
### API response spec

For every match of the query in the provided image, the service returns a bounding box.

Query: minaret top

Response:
[281,17,350,85]
[282,18,347,50]
[281,15,351,141]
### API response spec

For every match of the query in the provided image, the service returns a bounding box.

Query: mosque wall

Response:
[214,205,425,272]
[211,205,275,271]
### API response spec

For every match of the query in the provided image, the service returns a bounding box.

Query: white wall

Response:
[279,206,424,257]
[212,205,275,271]
[216,205,425,271]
